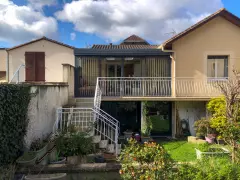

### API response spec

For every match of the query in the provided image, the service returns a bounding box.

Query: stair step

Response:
[75,98,94,103]
[99,140,108,149]
[93,135,101,144]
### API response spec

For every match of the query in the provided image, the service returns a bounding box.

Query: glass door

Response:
[107,64,122,96]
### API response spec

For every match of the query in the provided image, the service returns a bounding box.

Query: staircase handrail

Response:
[9,64,25,84]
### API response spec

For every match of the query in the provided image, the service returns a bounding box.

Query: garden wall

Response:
[25,84,68,147]
[176,101,206,136]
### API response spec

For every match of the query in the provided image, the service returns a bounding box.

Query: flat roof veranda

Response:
[74,48,172,57]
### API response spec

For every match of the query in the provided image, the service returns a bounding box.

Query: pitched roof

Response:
[162,8,240,49]
[7,37,74,51]
[121,35,150,45]
[92,44,158,50]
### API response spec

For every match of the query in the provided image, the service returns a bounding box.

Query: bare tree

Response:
[216,69,240,162]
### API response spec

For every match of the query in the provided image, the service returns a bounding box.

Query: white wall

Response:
[176,101,206,136]
[8,39,74,83]
[0,49,7,72]
[25,85,68,147]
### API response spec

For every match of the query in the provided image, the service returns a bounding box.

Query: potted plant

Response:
[49,149,66,164]
[55,131,94,165]
[16,152,37,166]
[194,118,211,140]
[29,138,48,160]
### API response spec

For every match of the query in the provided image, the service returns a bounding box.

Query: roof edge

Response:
[162,8,239,49]
[7,37,74,51]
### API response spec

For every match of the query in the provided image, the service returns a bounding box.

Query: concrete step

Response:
[75,98,94,103]
[99,140,108,149]
[75,102,94,108]
[93,135,101,144]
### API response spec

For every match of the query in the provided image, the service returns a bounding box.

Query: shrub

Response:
[0,84,31,166]
[118,139,174,180]
[0,165,15,180]
[194,118,213,137]
[174,158,240,180]
[55,131,93,157]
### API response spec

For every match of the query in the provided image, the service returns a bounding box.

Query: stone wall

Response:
[25,84,68,147]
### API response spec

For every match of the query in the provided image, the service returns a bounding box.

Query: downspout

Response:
[6,49,9,82]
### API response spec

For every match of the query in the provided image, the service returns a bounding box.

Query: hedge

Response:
[0,84,31,166]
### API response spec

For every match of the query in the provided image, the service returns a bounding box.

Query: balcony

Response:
[98,77,224,100]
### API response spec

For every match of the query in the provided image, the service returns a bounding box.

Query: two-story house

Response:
[70,8,240,140]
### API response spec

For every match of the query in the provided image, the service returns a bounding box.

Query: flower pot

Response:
[99,140,108,149]
[205,136,215,144]
[24,173,67,180]
[67,156,86,165]
[95,155,105,163]
[30,144,48,160]
[123,131,133,140]
[86,154,95,163]
[50,157,66,164]
[16,152,37,166]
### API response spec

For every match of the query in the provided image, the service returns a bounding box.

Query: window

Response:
[207,56,228,79]
[25,52,45,81]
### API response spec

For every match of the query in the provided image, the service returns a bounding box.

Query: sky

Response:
[0,0,239,48]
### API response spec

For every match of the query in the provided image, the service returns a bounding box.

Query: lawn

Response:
[157,140,197,162]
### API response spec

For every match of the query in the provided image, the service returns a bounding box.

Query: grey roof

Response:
[74,48,171,57]
[92,44,158,49]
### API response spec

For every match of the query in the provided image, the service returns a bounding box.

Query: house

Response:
[0,48,7,82]
[6,37,75,84]
[67,8,240,143]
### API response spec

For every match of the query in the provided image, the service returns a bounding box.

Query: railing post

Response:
[115,126,118,155]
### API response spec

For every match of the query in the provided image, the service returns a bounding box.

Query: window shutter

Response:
[25,52,35,81]
[35,52,45,81]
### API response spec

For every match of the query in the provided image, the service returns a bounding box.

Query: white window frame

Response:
[207,55,228,81]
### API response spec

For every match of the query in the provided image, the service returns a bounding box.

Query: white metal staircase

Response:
[53,78,120,155]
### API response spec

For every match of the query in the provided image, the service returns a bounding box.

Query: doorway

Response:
[144,101,172,136]
[101,101,141,135]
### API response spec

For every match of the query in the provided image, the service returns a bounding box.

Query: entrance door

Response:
[146,102,172,136]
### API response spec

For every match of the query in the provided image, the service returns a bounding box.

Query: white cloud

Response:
[0,0,57,44]
[70,32,76,40]
[27,0,56,10]
[55,0,223,43]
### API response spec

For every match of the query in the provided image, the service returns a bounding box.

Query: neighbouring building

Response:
[0,48,7,82]
[7,37,75,84]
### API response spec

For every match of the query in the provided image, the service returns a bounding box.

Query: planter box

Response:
[50,157,66,164]
[195,147,230,159]
[24,173,66,180]
[67,156,87,165]
[16,152,37,166]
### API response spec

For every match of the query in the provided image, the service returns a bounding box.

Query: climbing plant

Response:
[0,84,32,166]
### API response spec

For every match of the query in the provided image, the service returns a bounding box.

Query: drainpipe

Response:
[6,50,9,82]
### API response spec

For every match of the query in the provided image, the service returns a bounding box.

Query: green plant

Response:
[207,97,240,162]
[30,138,48,151]
[56,131,93,157]
[194,118,212,137]
[197,143,210,152]
[118,139,174,180]
[141,101,153,136]
[174,158,240,180]
[0,165,16,180]
[0,84,32,166]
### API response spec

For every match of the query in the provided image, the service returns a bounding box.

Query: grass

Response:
[157,140,197,162]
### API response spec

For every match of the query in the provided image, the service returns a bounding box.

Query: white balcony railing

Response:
[98,77,225,98]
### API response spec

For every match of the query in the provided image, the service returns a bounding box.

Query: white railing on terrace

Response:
[98,77,225,98]
[9,64,25,84]
[53,107,119,154]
